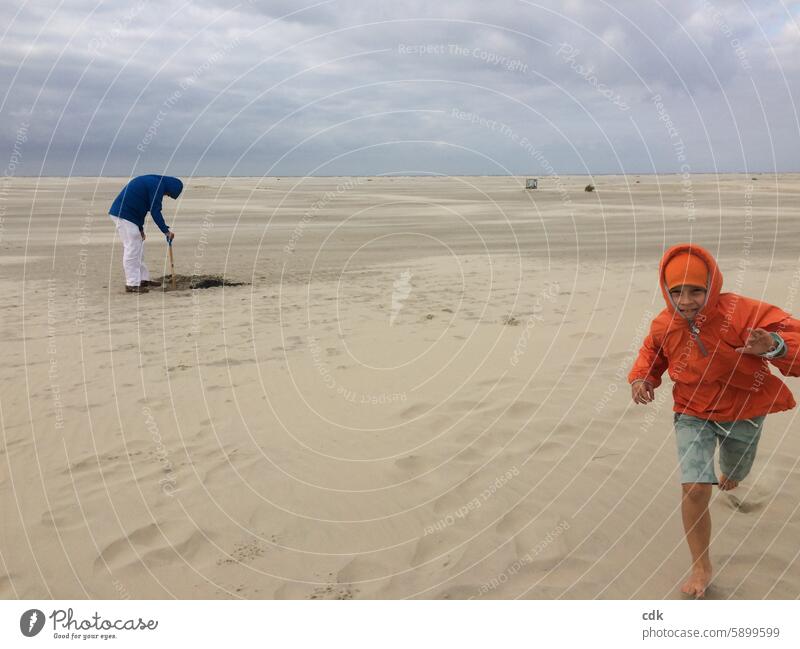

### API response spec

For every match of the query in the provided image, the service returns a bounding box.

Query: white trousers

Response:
[111,216,150,286]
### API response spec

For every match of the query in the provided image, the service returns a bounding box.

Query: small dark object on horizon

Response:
[585,184,595,192]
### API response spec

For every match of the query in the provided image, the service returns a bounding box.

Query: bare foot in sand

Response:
[681,567,712,598]
[719,474,739,491]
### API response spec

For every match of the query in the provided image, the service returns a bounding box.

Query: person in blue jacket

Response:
[109,175,183,292]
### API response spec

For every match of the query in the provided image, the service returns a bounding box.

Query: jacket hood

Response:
[163,176,183,199]
[658,243,723,324]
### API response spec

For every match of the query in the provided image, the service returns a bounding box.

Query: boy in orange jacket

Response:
[629,243,800,598]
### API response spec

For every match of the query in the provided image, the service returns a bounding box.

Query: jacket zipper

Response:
[689,322,709,357]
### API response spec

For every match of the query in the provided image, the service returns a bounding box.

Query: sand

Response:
[2,173,800,599]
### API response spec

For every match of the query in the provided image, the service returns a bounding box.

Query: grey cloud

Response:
[1,0,798,176]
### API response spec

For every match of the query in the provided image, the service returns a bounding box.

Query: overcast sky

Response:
[1,0,798,176]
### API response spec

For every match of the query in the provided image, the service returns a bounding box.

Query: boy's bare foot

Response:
[718,474,739,491]
[681,566,712,598]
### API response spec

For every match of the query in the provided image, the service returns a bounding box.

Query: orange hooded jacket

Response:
[628,243,800,421]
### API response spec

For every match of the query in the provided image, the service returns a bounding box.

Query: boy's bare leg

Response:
[680,483,713,598]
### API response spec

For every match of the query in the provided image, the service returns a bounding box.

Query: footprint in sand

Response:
[272,579,329,599]
[399,403,431,419]
[500,514,570,567]
[552,421,578,435]
[336,557,386,583]
[0,573,18,597]
[94,521,209,573]
[204,357,250,367]
[433,584,483,599]
[446,399,489,413]
[720,551,787,585]
[723,488,770,513]
[476,376,519,389]
[430,472,481,513]
[40,504,86,532]
[64,442,148,476]
[410,529,468,568]
[200,447,255,484]
[568,331,603,340]
[394,454,426,471]
[568,358,600,371]
[452,446,483,464]
[506,400,540,418]
[522,439,568,460]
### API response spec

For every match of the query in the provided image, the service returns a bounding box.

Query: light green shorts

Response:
[673,412,765,484]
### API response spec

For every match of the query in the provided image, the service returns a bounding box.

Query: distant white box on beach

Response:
[525,178,538,189]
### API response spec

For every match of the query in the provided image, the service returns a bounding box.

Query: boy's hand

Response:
[735,327,775,355]
[631,380,655,404]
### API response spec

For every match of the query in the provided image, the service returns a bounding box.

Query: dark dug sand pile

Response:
[151,274,246,290]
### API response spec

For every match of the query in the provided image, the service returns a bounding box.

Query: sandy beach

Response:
[3,173,800,599]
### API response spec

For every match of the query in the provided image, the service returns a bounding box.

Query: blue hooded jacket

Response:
[109,175,183,234]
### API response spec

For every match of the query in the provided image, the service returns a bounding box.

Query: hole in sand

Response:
[151,274,247,291]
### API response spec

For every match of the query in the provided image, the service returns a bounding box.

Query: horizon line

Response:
[8,170,800,179]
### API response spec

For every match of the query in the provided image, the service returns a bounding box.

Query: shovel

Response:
[167,235,176,290]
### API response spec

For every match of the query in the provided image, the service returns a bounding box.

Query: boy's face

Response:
[669,284,707,318]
